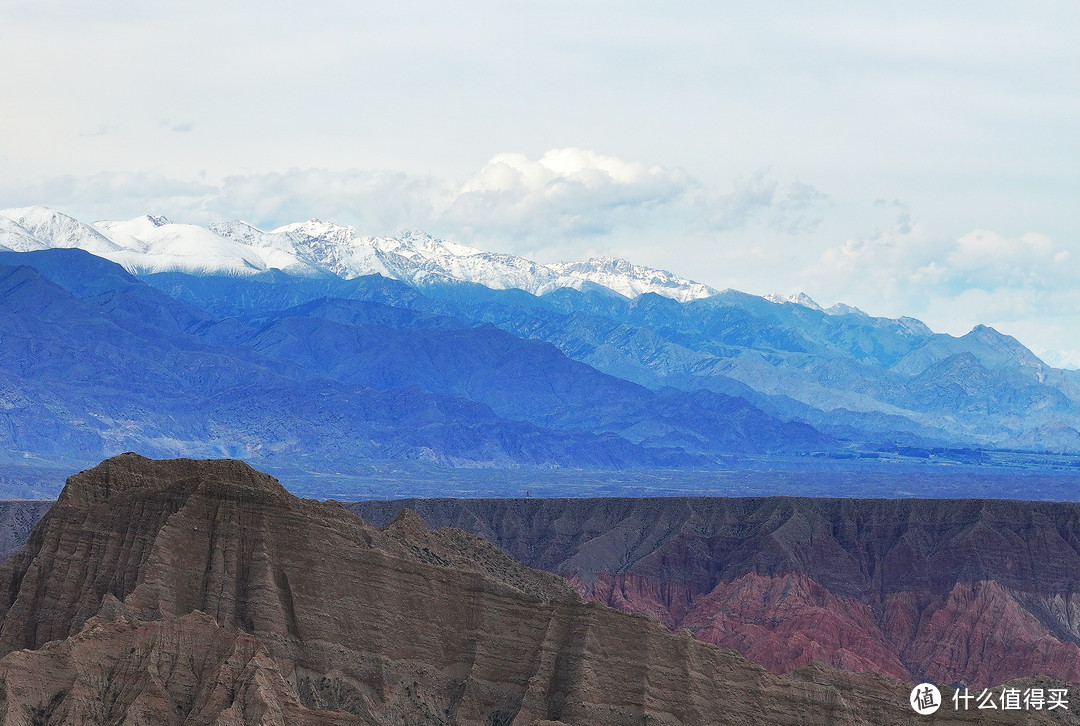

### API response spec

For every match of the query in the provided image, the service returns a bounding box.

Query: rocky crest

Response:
[0,455,1060,724]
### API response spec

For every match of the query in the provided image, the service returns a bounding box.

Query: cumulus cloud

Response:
[814,222,1075,307]
[0,172,218,221]
[803,206,1079,355]
[2,149,823,253]
[437,149,696,241]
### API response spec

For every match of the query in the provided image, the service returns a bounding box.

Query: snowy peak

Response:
[272,218,355,244]
[546,257,717,302]
[1,206,123,257]
[825,302,867,317]
[766,292,823,311]
[208,220,266,246]
[261,222,711,300]
[0,215,48,252]
[381,230,483,260]
[89,216,292,276]
[264,220,393,280]
[0,206,718,302]
[766,292,871,318]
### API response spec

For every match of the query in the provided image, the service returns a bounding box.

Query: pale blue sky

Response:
[1,0,1077,360]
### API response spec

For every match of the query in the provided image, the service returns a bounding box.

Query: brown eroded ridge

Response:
[354,496,1080,691]
[0,454,1061,724]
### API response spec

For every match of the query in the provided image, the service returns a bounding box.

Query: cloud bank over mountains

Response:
[2,149,803,244]
[4,1,1074,360]
[2,147,1073,365]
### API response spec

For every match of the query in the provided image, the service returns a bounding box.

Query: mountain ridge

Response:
[3,207,1080,472]
[0,206,717,302]
[353,495,1080,690]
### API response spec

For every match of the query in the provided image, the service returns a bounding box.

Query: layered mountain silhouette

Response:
[0,248,830,482]
[0,454,1043,725]
[2,206,1080,497]
[356,497,1080,691]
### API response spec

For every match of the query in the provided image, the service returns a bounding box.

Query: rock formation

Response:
[0,500,51,561]
[0,455,1064,724]
[354,496,1080,691]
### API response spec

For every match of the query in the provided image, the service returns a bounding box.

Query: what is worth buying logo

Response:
[910,682,1069,715]
[910,683,941,715]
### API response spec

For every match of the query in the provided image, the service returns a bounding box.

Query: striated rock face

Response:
[0,455,1063,725]
[0,500,51,562]
[0,602,354,726]
[354,496,1080,691]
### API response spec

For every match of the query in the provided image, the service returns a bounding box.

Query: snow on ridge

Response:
[766,292,873,317]
[825,302,867,316]
[0,206,719,302]
[1,206,124,257]
[0,215,49,252]
[765,292,823,311]
[546,257,717,302]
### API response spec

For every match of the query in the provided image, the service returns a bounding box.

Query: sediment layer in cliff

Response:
[3,455,1062,725]
[354,496,1080,690]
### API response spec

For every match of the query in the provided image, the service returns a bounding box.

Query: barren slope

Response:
[355,496,1080,689]
[0,457,1061,724]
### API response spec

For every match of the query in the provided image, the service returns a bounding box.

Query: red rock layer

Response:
[904,581,1080,687]
[578,571,1080,690]
[354,497,1080,690]
[587,572,909,680]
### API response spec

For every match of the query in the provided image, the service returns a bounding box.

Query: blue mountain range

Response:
[2,234,1078,493]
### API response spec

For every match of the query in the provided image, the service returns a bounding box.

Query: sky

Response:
[1,0,1077,362]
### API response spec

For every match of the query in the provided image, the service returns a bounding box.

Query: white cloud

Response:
[438,149,696,241]
[0,150,823,254]
[0,172,218,222]
[802,212,1079,357]
[948,230,1056,277]
[209,169,444,233]
[2,153,1078,357]
[1038,350,1080,370]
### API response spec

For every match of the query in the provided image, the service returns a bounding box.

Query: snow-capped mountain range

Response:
[0,206,720,303]
[4,205,1080,471]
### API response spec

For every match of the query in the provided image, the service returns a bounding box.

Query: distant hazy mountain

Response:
[140,263,1080,452]
[0,247,825,477]
[2,205,1079,467]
